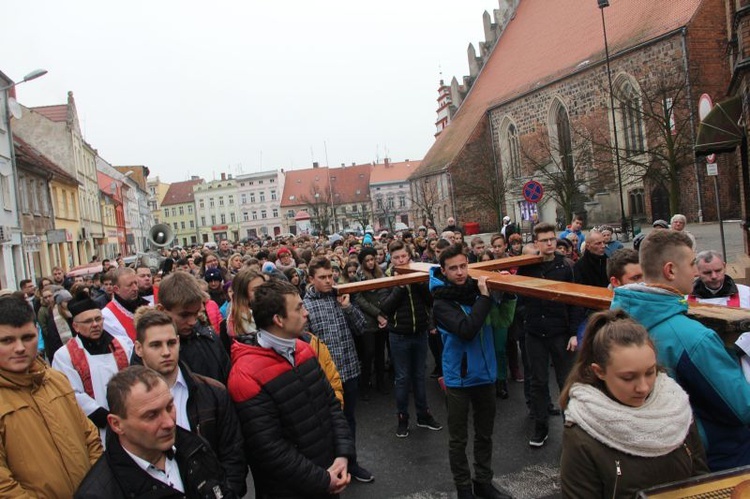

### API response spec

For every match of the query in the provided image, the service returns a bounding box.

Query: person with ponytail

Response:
[559,309,707,498]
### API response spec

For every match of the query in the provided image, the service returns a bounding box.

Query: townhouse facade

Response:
[235,169,285,239]
[161,178,203,248]
[193,174,240,243]
[370,159,420,231]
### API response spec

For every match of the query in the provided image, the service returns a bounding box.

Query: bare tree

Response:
[520,114,611,224]
[592,66,695,215]
[299,184,332,235]
[409,175,441,228]
[350,204,372,231]
[450,131,510,232]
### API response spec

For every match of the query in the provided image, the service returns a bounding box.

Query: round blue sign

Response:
[522,180,544,204]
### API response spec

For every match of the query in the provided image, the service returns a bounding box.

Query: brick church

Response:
[412,0,739,232]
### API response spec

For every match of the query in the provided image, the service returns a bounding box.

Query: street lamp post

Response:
[598,0,629,241]
[0,69,47,288]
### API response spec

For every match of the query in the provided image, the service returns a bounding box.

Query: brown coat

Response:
[560,421,708,499]
[306,333,344,407]
[0,358,102,498]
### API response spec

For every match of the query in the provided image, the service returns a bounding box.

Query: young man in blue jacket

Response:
[430,244,511,499]
[611,229,750,471]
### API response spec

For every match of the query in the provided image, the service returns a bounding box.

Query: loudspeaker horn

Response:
[148,224,174,248]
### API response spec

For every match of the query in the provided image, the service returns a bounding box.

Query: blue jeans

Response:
[389,331,429,418]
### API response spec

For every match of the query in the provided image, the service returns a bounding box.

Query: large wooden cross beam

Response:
[334,256,750,347]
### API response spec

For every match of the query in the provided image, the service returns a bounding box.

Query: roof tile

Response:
[161,179,204,206]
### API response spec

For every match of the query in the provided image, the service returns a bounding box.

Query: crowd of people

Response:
[2,212,750,498]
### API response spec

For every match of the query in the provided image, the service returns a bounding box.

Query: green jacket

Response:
[560,421,708,498]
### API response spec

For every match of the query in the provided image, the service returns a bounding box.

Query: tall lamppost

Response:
[1,69,48,286]
[598,0,629,241]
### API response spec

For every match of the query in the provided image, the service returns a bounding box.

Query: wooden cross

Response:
[335,255,750,348]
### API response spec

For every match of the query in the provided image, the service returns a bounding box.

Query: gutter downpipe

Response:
[682,27,704,222]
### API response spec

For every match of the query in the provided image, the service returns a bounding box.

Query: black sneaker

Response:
[457,485,476,499]
[473,479,513,499]
[416,413,443,431]
[529,425,548,448]
[396,414,409,438]
[349,463,374,483]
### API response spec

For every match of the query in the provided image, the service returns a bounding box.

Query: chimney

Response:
[351,162,355,166]
[221,172,226,181]
[341,163,345,167]
[191,175,199,180]
[313,162,319,168]
[384,158,390,167]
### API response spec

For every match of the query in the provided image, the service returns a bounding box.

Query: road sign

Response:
[707,163,718,176]
[522,180,544,204]
[707,153,716,163]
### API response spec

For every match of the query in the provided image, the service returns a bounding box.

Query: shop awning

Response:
[695,95,745,156]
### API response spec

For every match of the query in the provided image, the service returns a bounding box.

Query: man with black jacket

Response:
[75,366,236,498]
[156,272,231,383]
[573,229,608,288]
[518,223,582,448]
[381,240,442,438]
[134,308,247,496]
[229,279,355,498]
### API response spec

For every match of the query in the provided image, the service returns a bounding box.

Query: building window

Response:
[228,195,234,205]
[261,210,267,219]
[554,102,574,172]
[211,215,216,225]
[287,210,294,218]
[173,222,178,230]
[387,197,395,209]
[241,194,247,204]
[219,197,224,207]
[210,198,215,208]
[260,192,265,202]
[399,195,406,208]
[187,204,193,214]
[340,205,347,214]
[250,194,255,203]
[617,79,645,156]
[272,208,278,217]
[507,123,522,178]
[201,216,206,226]
[271,190,277,200]
[629,188,645,215]
[352,204,358,212]
[189,220,194,228]
[243,212,249,221]
[199,200,204,209]
[179,206,184,216]
[252,211,258,220]
[259,180,263,184]
[164,208,169,218]
[181,221,186,229]
[270,178,275,183]
[230,212,235,223]
[171,208,176,217]
[220,214,226,224]
[377,198,383,210]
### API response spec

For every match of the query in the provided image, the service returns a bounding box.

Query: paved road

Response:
[342,367,563,499]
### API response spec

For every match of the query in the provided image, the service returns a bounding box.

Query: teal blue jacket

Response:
[611,284,750,471]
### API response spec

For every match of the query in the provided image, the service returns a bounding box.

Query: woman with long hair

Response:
[560,309,707,498]
[226,269,267,339]
[227,253,244,276]
[421,238,439,264]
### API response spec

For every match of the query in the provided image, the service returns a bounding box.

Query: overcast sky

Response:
[3,1,501,183]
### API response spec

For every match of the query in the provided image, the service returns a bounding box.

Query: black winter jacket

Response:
[75,426,236,499]
[517,254,583,337]
[182,362,247,496]
[380,269,432,335]
[228,334,355,499]
[573,250,609,288]
[353,270,390,334]
[180,322,232,384]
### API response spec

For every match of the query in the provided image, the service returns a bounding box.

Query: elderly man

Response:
[102,267,151,343]
[0,294,102,497]
[75,366,236,498]
[573,229,608,288]
[670,214,696,250]
[689,250,750,308]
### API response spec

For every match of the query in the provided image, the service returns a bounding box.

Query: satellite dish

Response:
[8,98,21,120]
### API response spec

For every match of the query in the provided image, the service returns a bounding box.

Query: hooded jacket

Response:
[429,267,498,388]
[0,358,102,497]
[228,334,354,498]
[611,284,750,471]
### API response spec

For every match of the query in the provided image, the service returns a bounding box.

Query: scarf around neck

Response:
[432,273,481,306]
[565,373,692,457]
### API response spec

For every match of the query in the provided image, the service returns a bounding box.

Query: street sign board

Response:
[707,163,718,176]
[522,180,544,204]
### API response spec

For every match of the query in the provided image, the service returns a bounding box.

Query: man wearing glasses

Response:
[517,222,582,448]
[52,293,134,439]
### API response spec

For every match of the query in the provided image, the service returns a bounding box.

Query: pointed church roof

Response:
[412,0,704,179]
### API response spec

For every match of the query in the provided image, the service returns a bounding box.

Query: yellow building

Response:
[148,176,170,225]
[161,178,202,248]
[48,179,82,270]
